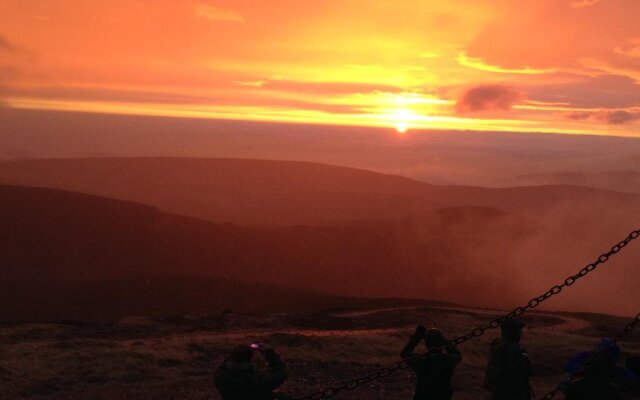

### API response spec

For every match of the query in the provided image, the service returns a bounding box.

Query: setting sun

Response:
[389,109,414,134]
[395,123,408,134]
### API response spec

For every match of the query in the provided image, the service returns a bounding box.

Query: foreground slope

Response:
[1,305,639,400]
[0,185,531,320]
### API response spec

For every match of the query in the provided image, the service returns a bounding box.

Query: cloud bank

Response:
[566,109,640,125]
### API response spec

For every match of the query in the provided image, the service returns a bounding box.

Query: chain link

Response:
[539,312,640,400]
[294,229,640,400]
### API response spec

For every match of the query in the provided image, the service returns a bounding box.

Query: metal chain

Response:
[540,312,640,400]
[294,228,640,400]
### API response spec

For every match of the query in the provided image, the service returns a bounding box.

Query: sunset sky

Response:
[1,0,640,135]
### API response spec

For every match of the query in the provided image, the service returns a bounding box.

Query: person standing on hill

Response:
[484,318,532,400]
[401,325,462,400]
[215,343,289,400]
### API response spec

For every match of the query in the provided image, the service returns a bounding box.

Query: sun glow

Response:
[1,1,639,136]
[395,123,408,134]
[388,108,417,134]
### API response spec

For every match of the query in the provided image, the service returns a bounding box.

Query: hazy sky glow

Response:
[1,0,640,135]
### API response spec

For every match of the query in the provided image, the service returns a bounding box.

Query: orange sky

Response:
[1,0,640,135]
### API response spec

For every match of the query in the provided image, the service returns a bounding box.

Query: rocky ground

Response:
[1,304,639,400]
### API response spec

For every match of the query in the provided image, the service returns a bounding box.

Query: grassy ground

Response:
[1,305,638,400]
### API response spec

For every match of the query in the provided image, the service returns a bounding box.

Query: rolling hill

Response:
[0,158,638,226]
[2,158,639,319]
[0,184,530,321]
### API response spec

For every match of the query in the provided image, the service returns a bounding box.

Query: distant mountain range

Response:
[520,170,640,193]
[0,158,637,225]
[1,158,639,320]
[4,108,640,192]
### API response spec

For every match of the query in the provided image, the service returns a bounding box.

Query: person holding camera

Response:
[215,342,289,400]
[401,325,462,400]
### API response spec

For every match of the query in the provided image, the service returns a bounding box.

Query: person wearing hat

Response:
[484,318,532,400]
[401,325,462,400]
[215,343,289,400]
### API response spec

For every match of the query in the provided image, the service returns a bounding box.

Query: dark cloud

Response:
[566,109,640,125]
[598,110,640,125]
[455,85,524,113]
[529,74,640,109]
[565,111,592,121]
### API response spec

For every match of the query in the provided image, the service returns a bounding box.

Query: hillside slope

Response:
[0,158,638,225]
[2,179,639,320]
[0,185,530,320]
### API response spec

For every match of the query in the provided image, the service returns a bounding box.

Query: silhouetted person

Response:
[564,339,637,400]
[626,356,640,397]
[627,356,640,380]
[484,318,532,400]
[215,343,289,400]
[401,325,462,400]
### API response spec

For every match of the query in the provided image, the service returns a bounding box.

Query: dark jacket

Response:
[564,378,630,400]
[564,342,639,400]
[564,364,638,400]
[401,334,462,400]
[484,338,532,400]
[215,349,287,400]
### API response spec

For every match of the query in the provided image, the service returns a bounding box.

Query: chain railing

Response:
[294,228,640,400]
[540,312,640,399]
